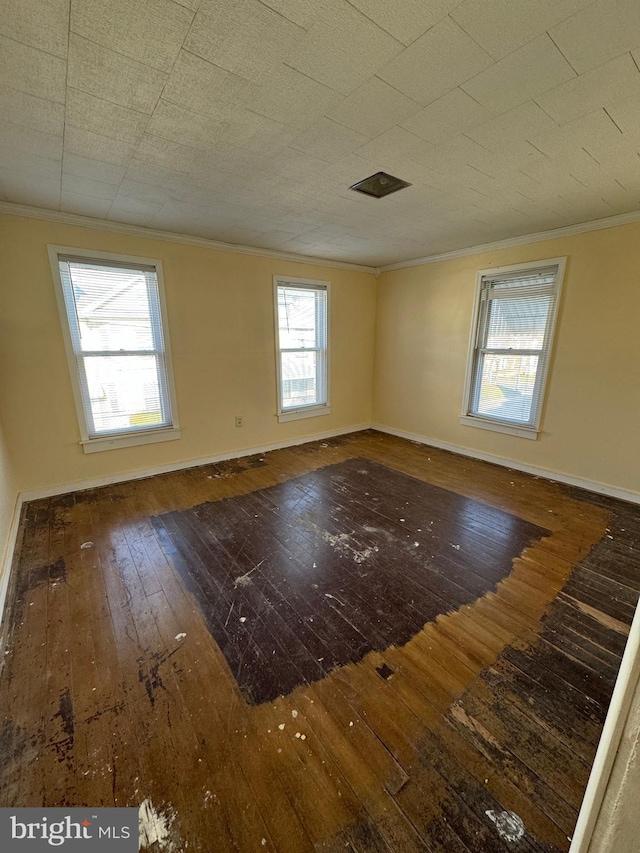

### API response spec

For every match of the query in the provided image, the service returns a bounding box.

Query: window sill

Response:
[278,405,331,424]
[459,415,538,440]
[81,427,182,453]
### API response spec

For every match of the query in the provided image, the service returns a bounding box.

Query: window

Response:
[49,247,180,453]
[274,276,330,423]
[461,258,565,439]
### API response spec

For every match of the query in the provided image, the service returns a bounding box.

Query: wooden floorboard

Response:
[0,429,637,852]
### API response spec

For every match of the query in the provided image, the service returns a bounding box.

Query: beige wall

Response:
[373,223,640,496]
[2,211,640,500]
[0,213,376,493]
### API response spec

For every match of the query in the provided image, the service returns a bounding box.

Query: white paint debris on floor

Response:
[80,541,93,549]
[174,633,187,641]
[485,809,525,843]
[139,798,178,851]
[233,558,265,588]
[320,530,375,564]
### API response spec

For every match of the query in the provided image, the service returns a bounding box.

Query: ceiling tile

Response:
[248,64,342,130]
[71,0,194,73]
[64,126,137,166]
[107,195,166,226]
[400,87,493,144]
[467,101,558,153]
[529,109,622,161]
[116,178,173,205]
[63,153,127,184]
[519,157,593,193]
[0,85,64,135]
[326,77,421,138]
[0,0,69,57]
[262,147,327,181]
[354,126,435,165]
[136,133,208,173]
[288,0,404,96]
[0,146,61,179]
[536,54,640,124]
[414,133,498,173]
[550,0,640,74]
[60,191,113,218]
[185,0,304,83]
[65,89,149,145]
[290,118,369,162]
[221,112,295,155]
[149,200,245,236]
[606,93,640,134]
[124,160,192,192]
[451,0,593,60]
[162,50,255,117]
[378,16,493,106]
[462,34,576,113]
[61,173,120,200]
[68,34,167,114]
[219,224,268,243]
[0,168,61,206]
[146,100,229,150]
[347,0,462,46]
[0,36,66,103]
[0,121,63,160]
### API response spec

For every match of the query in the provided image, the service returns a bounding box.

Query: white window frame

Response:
[48,245,181,453]
[274,275,331,424]
[460,257,566,440]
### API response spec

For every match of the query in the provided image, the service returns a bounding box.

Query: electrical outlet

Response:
[235,416,244,428]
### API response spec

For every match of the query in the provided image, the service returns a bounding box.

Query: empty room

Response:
[1,1,640,851]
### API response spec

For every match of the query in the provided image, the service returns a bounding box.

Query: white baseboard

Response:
[0,492,24,644]
[20,423,372,502]
[371,423,640,505]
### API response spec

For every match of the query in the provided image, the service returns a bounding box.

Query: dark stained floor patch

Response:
[376,663,395,680]
[151,458,549,704]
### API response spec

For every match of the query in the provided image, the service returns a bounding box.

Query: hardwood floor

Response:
[0,430,637,852]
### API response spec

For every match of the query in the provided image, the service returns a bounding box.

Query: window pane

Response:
[281,351,322,409]
[474,353,539,424]
[83,355,167,435]
[67,262,155,352]
[278,288,320,349]
[485,295,552,350]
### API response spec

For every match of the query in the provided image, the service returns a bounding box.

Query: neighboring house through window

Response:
[461,258,565,439]
[274,276,330,423]
[49,247,180,453]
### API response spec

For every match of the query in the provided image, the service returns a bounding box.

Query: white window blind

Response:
[57,255,174,439]
[466,264,561,431]
[276,281,328,414]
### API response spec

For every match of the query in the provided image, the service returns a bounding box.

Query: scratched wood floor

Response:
[0,430,638,852]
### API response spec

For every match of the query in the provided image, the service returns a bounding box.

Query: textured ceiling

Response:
[2,0,640,266]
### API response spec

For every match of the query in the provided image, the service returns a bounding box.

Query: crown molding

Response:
[0,202,377,275]
[378,208,640,272]
[4,201,640,277]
